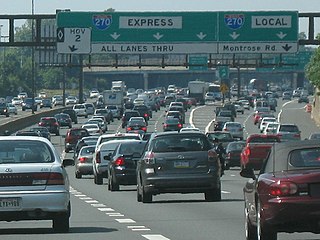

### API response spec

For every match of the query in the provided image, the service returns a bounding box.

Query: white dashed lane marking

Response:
[70,186,171,239]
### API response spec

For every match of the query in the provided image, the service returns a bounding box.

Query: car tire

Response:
[109,173,119,191]
[245,204,257,240]
[204,187,221,202]
[142,186,152,203]
[56,131,60,136]
[94,173,103,185]
[75,172,82,179]
[257,201,277,240]
[52,204,70,233]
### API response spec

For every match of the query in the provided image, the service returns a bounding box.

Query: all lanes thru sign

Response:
[57,12,219,54]
[57,27,91,54]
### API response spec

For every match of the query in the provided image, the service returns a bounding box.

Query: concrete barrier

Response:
[0,107,69,135]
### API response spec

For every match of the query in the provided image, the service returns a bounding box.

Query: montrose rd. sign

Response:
[56,11,298,54]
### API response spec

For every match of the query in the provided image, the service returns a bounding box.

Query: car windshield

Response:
[0,140,53,164]
[279,125,299,132]
[152,135,211,152]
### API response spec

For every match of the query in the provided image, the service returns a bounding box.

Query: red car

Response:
[241,140,320,240]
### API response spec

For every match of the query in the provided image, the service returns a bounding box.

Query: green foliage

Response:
[305,33,320,88]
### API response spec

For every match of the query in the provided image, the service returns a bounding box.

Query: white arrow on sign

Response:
[197,32,207,40]
[110,32,121,40]
[153,32,164,40]
[229,32,240,40]
[276,32,287,39]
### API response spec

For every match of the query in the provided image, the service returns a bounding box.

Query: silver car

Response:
[0,136,74,232]
[222,121,244,140]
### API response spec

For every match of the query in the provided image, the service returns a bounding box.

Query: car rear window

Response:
[290,148,320,168]
[151,135,211,152]
[279,125,299,132]
[249,136,279,143]
[0,140,53,164]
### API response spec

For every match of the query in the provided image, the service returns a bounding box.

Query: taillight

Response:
[244,147,251,156]
[115,156,125,166]
[208,150,218,162]
[47,172,65,185]
[294,133,300,138]
[163,124,168,127]
[95,151,101,163]
[39,122,44,126]
[269,181,298,196]
[178,123,182,128]
[144,151,155,164]
[224,128,228,131]
[79,157,87,163]
[141,127,147,131]
[127,127,132,131]
[54,122,59,126]
[144,113,148,117]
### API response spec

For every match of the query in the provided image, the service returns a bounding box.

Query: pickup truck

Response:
[240,134,280,170]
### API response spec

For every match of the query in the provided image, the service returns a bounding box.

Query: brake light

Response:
[127,127,132,131]
[47,172,65,185]
[144,113,148,117]
[178,123,182,128]
[208,150,218,162]
[163,124,168,127]
[224,128,228,131]
[39,122,44,126]
[294,133,300,138]
[144,151,155,164]
[95,151,101,163]
[244,147,251,156]
[79,157,87,163]
[115,156,125,166]
[270,181,298,196]
[141,127,147,131]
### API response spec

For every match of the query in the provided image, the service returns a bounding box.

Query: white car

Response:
[90,90,100,98]
[234,103,244,114]
[263,122,280,135]
[81,123,102,135]
[73,104,88,118]
[65,96,78,105]
[52,95,64,106]
[11,97,23,106]
[259,117,277,133]
[205,92,215,102]
[239,99,250,110]
[106,105,121,119]
[0,136,74,232]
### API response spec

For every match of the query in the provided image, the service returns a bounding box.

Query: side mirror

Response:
[240,167,256,179]
[62,158,75,167]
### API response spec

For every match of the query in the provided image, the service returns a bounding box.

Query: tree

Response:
[305,34,320,88]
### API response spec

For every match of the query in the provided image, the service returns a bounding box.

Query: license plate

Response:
[0,198,21,209]
[174,161,190,168]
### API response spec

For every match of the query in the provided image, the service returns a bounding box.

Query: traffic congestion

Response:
[0,82,319,240]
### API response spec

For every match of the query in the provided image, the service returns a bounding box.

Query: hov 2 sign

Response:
[57,28,91,54]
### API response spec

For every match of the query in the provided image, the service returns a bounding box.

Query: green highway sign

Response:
[218,11,298,53]
[56,11,299,54]
[188,55,208,71]
[57,11,218,54]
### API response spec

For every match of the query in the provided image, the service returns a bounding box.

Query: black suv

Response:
[22,98,37,111]
[0,102,9,117]
[136,131,222,203]
[62,109,78,124]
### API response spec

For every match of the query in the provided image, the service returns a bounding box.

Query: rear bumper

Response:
[142,173,220,195]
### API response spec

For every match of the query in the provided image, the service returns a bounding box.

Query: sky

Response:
[0,0,319,36]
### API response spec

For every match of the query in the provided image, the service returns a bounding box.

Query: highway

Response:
[0,97,319,240]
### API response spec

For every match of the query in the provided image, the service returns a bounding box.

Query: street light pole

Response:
[31,0,35,114]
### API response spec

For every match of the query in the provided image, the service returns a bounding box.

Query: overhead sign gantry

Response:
[56,11,299,55]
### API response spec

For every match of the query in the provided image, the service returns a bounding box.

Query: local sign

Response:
[56,11,298,54]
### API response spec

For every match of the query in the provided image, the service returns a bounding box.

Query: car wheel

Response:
[245,203,257,240]
[257,201,277,240]
[94,173,103,185]
[204,187,221,202]
[75,172,82,179]
[65,148,69,153]
[56,131,60,136]
[109,173,119,191]
[142,186,152,203]
[52,204,70,233]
